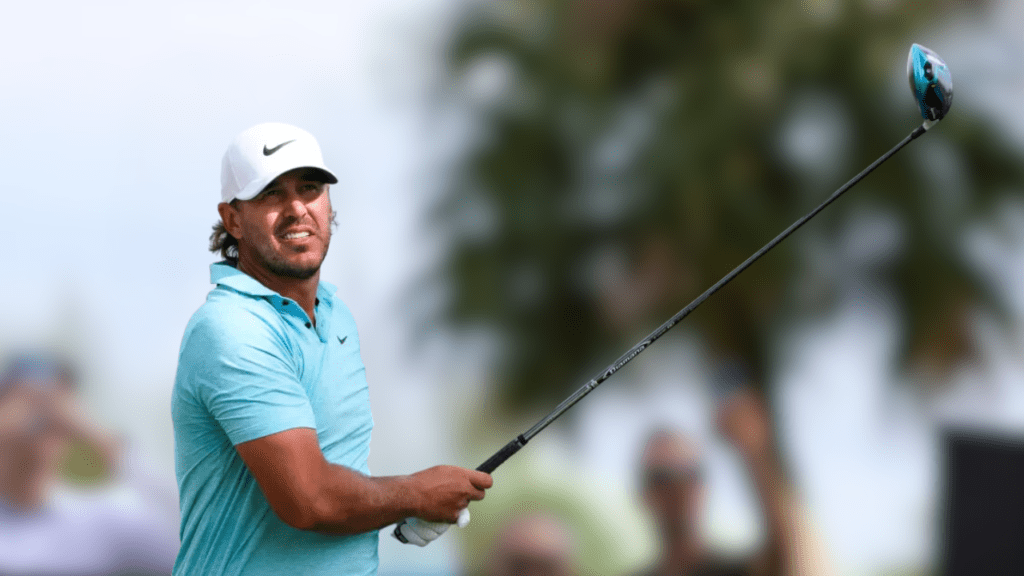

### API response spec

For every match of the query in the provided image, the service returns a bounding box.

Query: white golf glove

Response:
[393,508,470,547]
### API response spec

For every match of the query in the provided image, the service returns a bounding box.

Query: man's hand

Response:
[393,466,491,546]
[407,465,492,523]
[716,389,773,460]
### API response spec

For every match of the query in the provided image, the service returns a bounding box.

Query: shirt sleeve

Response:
[179,302,316,445]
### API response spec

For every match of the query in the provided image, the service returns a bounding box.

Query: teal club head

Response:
[907,43,953,121]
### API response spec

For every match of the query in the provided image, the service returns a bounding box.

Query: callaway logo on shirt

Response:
[263,140,295,156]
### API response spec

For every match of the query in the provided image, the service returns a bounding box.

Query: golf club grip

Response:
[477,435,528,474]
[391,435,527,543]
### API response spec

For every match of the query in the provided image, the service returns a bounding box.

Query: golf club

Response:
[393,42,952,542]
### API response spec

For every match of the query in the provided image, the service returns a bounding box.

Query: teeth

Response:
[283,232,310,239]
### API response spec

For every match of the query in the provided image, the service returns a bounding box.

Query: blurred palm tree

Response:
[434,0,1024,412]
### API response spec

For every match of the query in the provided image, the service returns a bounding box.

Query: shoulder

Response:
[320,288,361,333]
[319,285,354,319]
[183,288,283,349]
[176,288,295,388]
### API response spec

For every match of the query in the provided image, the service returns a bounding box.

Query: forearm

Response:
[294,465,422,535]
[720,392,834,575]
[55,403,125,481]
[237,429,490,536]
[746,452,834,576]
[743,451,795,575]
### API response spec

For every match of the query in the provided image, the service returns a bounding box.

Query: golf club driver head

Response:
[908,43,953,121]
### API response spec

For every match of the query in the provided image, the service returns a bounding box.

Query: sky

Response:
[3,1,1024,575]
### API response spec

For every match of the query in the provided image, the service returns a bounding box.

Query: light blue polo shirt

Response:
[172,262,377,576]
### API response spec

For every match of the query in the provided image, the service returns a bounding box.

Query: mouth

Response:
[277,229,315,242]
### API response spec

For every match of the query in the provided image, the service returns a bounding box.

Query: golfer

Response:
[172,123,492,575]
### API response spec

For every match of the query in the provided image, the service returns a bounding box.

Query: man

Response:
[0,354,179,575]
[172,123,492,576]
[638,390,833,576]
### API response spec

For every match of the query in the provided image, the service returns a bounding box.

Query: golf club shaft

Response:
[392,121,933,542]
[475,120,934,474]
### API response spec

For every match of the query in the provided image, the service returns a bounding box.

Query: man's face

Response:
[221,168,333,280]
[640,432,705,538]
[0,384,72,505]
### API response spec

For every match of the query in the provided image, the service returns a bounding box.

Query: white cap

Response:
[220,122,338,203]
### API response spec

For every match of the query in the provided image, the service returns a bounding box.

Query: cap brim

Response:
[233,166,339,202]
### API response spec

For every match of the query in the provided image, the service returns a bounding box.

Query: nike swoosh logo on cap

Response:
[338,336,347,345]
[263,139,296,156]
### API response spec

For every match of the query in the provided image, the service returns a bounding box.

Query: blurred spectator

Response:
[486,511,579,576]
[636,390,833,576]
[0,353,178,576]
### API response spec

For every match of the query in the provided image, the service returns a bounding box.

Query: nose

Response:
[281,191,309,219]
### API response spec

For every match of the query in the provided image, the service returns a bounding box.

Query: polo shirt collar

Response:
[210,262,338,300]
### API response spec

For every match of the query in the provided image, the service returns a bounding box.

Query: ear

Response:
[218,202,243,239]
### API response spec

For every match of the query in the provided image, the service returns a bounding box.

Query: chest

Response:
[289,314,374,470]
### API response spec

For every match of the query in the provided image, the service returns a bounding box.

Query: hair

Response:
[210,216,239,265]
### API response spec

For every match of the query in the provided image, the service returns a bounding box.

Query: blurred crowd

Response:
[0,353,179,576]
[7,348,1022,576]
[478,389,836,576]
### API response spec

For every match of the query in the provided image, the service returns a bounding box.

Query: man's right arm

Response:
[235,427,492,535]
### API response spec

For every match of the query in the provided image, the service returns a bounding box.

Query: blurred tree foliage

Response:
[435,0,1024,412]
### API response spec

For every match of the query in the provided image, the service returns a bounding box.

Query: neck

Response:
[657,527,704,575]
[236,257,321,324]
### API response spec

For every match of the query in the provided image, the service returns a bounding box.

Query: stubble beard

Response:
[251,229,331,280]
